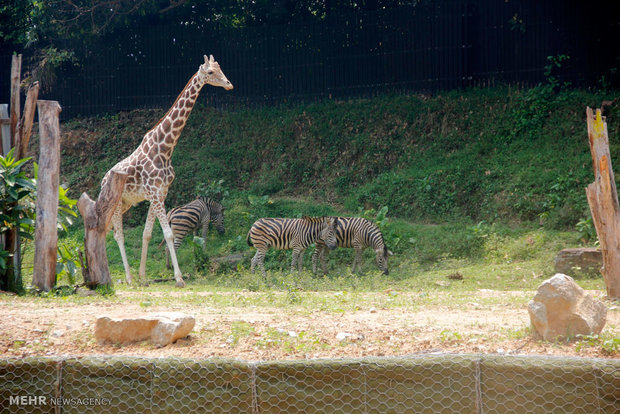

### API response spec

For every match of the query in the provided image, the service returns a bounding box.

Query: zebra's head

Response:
[211,204,225,235]
[375,247,393,275]
[320,217,338,250]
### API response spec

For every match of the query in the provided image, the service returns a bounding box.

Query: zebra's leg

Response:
[111,204,133,284]
[311,246,328,275]
[251,249,267,277]
[319,246,330,274]
[352,248,364,273]
[311,247,320,274]
[292,248,305,273]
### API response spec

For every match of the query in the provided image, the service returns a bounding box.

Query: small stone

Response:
[336,332,352,341]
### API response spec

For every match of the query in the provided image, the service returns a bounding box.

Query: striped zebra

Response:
[246,216,337,276]
[160,197,225,268]
[312,217,392,275]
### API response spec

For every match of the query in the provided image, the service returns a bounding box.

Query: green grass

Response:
[17,85,615,299]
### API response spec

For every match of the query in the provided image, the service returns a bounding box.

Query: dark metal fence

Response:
[1,0,618,119]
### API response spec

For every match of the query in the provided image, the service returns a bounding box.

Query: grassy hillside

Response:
[59,86,617,227]
[38,86,617,287]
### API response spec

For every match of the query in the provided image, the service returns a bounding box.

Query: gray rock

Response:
[554,248,602,278]
[528,273,607,341]
[94,312,195,347]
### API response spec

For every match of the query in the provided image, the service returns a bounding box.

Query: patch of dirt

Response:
[1,290,618,361]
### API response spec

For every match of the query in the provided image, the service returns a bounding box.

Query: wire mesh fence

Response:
[1,354,618,413]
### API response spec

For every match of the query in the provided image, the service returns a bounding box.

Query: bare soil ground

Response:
[1,290,619,361]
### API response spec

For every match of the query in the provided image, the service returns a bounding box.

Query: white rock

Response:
[528,273,607,341]
[94,312,195,347]
[336,332,352,341]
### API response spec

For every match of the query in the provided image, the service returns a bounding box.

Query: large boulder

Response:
[528,274,607,341]
[94,312,195,347]
[554,248,602,278]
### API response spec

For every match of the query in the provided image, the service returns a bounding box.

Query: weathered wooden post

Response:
[15,82,40,159]
[32,100,62,291]
[77,170,127,287]
[585,107,620,299]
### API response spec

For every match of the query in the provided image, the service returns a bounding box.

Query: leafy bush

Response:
[0,150,36,278]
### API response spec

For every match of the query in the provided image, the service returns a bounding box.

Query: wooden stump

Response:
[32,100,61,292]
[585,107,620,299]
[77,170,127,287]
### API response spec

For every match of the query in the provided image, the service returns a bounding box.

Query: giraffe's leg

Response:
[111,205,133,284]
[138,205,157,286]
[151,199,185,288]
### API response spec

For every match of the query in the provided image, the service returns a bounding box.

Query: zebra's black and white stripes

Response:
[312,217,392,275]
[162,197,225,268]
[246,216,337,276]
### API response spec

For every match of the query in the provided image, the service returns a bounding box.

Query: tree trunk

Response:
[32,100,62,291]
[585,107,620,299]
[77,170,127,287]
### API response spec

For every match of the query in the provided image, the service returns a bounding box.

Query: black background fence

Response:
[1,0,619,119]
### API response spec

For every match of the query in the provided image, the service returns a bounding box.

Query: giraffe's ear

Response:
[209,54,215,63]
[203,55,209,64]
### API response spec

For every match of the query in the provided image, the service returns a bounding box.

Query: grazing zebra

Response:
[246,216,338,276]
[312,217,392,275]
[160,197,225,268]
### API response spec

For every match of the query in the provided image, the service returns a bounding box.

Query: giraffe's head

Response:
[199,55,233,90]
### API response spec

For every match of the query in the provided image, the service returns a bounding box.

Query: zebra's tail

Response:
[157,238,166,249]
[246,230,253,247]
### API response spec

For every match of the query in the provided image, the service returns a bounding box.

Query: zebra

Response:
[246,216,337,276]
[160,196,225,268]
[311,217,392,275]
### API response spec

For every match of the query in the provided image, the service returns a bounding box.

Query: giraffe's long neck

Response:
[141,72,204,159]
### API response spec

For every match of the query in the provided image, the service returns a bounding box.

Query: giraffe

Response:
[101,54,233,287]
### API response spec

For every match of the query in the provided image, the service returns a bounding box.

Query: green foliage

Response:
[575,334,620,355]
[544,54,571,90]
[196,179,229,201]
[0,149,36,273]
[575,217,597,245]
[188,236,210,272]
[56,240,81,285]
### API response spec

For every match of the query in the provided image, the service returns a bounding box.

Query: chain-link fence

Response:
[1,354,619,413]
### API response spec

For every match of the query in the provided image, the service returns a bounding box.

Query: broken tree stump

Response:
[77,170,127,287]
[32,100,62,291]
[585,107,620,299]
